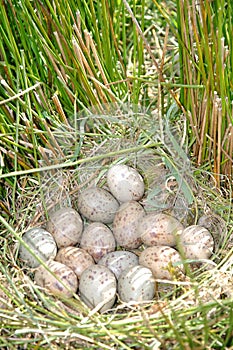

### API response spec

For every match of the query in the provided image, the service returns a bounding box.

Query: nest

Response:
[1,103,233,349]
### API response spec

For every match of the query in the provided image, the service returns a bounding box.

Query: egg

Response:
[138,212,184,247]
[113,201,145,249]
[107,164,145,202]
[80,222,116,262]
[98,250,139,279]
[46,207,83,248]
[19,227,57,268]
[77,187,119,224]
[118,265,155,303]
[139,246,184,280]
[34,260,78,298]
[55,247,94,278]
[178,225,214,260]
[79,265,117,313]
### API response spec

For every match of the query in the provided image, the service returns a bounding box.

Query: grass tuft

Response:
[154,0,233,183]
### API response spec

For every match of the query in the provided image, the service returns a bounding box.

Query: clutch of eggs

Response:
[19,163,216,311]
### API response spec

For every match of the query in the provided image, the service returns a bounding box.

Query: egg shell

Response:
[139,246,184,280]
[118,265,155,303]
[80,222,116,262]
[77,187,119,224]
[46,207,83,248]
[138,212,184,247]
[113,201,145,249]
[107,164,145,202]
[98,250,139,279]
[79,265,117,313]
[19,227,57,268]
[178,225,214,260]
[34,260,78,298]
[55,247,94,278]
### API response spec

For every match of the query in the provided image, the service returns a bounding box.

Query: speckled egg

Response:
[80,222,116,262]
[107,164,145,202]
[118,265,155,302]
[79,265,117,313]
[178,225,214,260]
[19,227,57,268]
[138,212,184,247]
[46,207,83,248]
[77,187,119,224]
[139,246,184,280]
[55,247,94,278]
[113,201,145,249]
[98,250,139,279]
[34,260,78,298]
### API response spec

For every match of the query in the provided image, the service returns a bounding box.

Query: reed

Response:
[170,0,232,184]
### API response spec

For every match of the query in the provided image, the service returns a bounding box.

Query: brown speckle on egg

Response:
[79,265,116,313]
[19,227,57,268]
[77,187,119,224]
[139,246,184,280]
[34,260,78,298]
[138,212,184,247]
[113,201,145,249]
[117,265,155,302]
[80,222,116,262]
[178,225,214,260]
[107,164,145,202]
[46,207,83,248]
[55,247,94,278]
[98,250,139,279]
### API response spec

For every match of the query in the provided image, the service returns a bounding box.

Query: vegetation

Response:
[0,0,232,349]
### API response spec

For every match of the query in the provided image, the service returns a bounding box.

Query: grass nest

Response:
[1,103,233,350]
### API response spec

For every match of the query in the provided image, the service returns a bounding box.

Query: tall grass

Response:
[154,0,233,184]
[0,0,153,175]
